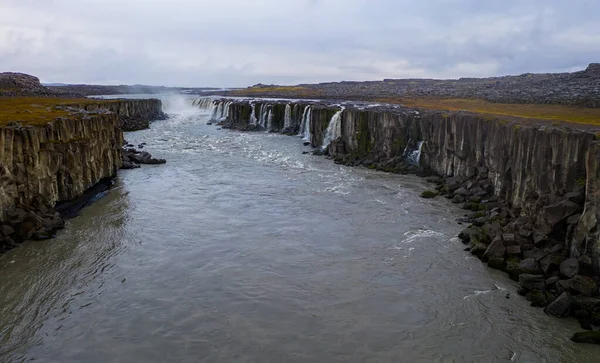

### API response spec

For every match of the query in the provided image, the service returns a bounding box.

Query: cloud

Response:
[0,0,598,87]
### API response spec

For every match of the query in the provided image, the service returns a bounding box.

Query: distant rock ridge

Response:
[0,73,52,97]
[225,63,600,108]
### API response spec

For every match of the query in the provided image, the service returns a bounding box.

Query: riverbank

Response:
[196,97,600,340]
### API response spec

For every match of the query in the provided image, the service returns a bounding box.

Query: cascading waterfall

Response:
[298,106,309,136]
[259,104,269,129]
[407,141,424,166]
[250,104,257,125]
[321,108,344,151]
[301,107,312,142]
[193,98,214,110]
[266,109,273,131]
[283,104,292,130]
[211,102,220,120]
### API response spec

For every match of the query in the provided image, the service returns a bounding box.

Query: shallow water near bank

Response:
[1,101,600,362]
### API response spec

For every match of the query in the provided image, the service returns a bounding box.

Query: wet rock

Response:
[568,214,582,225]
[540,255,564,275]
[526,289,554,308]
[560,258,580,279]
[546,276,561,288]
[565,276,599,297]
[544,292,574,317]
[579,256,595,277]
[128,151,166,165]
[470,241,488,257]
[571,331,600,344]
[519,274,546,290]
[506,245,522,256]
[502,233,516,244]
[302,151,310,155]
[303,142,311,146]
[455,187,470,197]
[1,225,15,236]
[487,257,505,270]
[506,258,542,281]
[484,236,505,259]
[206,122,213,125]
[421,190,439,199]
[452,195,465,204]
[32,228,54,240]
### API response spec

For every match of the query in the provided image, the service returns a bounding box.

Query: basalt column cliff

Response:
[199,97,600,325]
[0,73,167,252]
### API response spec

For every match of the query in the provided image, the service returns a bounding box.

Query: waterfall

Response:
[298,106,309,136]
[407,141,424,166]
[266,109,273,131]
[284,104,292,130]
[193,98,214,110]
[259,104,269,129]
[321,108,344,151]
[211,102,220,120]
[301,107,312,142]
[250,104,257,125]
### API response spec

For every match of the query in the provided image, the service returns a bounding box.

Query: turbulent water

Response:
[1,96,599,362]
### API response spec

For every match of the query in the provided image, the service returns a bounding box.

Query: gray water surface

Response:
[1,103,599,362]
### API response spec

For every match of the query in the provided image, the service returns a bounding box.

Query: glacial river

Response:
[1,97,599,362]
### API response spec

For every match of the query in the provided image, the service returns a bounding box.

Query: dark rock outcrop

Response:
[0,73,52,97]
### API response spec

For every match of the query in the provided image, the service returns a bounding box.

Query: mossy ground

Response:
[0,97,120,126]
[377,97,600,126]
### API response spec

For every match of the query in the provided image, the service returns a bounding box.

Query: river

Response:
[0,96,599,362]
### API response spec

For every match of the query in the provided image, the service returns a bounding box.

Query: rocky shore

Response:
[198,97,600,342]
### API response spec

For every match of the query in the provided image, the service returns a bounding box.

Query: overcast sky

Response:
[0,0,598,87]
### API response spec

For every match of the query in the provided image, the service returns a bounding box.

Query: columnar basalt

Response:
[197,97,600,328]
[0,97,167,252]
[68,99,167,131]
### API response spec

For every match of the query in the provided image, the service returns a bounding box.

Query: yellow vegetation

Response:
[0,97,118,126]
[376,97,600,126]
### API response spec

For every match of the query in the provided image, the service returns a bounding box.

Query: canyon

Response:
[196,97,600,336]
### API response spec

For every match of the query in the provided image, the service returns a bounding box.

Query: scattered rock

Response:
[560,258,580,279]
[519,274,547,290]
[571,331,600,344]
[544,293,574,317]
[421,190,439,199]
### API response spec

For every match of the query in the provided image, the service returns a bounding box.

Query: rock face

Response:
[68,99,167,131]
[0,113,122,251]
[0,97,167,252]
[0,73,52,97]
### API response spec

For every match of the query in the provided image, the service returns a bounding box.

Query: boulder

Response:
[544,292,574,317]
[567,276,599,297]
[506,245,522,256]
[540,255,564,275]
[507,258,543,281]
[487,258,505,271]
[571,331,600,344]
[560,258,580,279]
[484,236,506,259]
[519,274,546,290]
[526,290,554,308]
[1,225,15,236]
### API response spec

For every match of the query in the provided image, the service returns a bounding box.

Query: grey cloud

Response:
[0,0,598,86]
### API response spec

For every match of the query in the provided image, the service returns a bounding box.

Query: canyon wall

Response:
[73,99,167,131]
[0,98,166,251]
[203,99,600,276]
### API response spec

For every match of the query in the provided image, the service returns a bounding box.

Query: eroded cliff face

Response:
[72,99,167,131]
[0,98,166,252]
